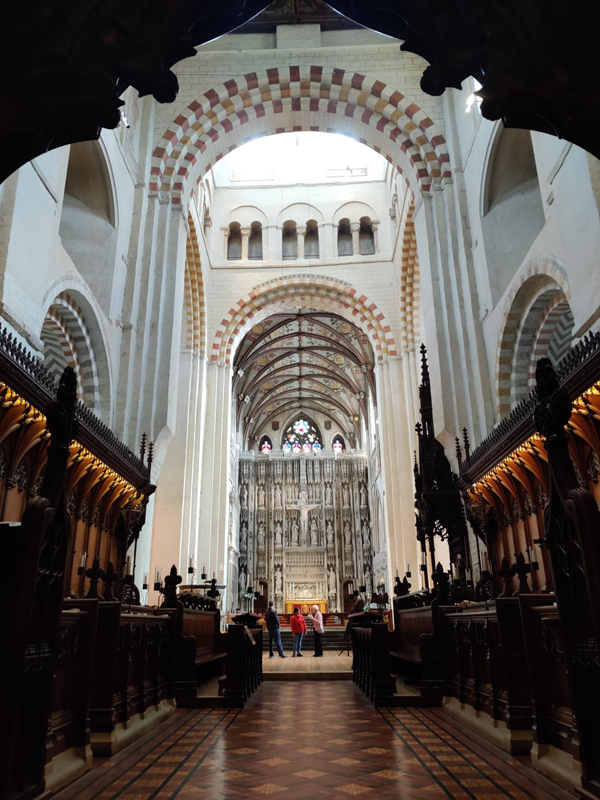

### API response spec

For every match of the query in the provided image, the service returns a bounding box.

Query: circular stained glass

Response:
[282,417,322,453]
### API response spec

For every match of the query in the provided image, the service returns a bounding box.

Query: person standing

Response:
[308,604,324,657]
[265,600,286,658]
[290,607,307,657]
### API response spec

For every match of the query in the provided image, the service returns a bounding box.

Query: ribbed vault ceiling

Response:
[234,310,375,449]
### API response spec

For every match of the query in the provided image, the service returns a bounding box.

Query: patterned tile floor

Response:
[55,683,569,800]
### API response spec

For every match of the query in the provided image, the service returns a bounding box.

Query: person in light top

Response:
[308,604,324,657]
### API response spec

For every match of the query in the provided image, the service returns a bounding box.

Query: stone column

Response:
[371,219,380,253]
[241,226,251,261]
[351,222,360,255]
[221,226,229,259]
[296,225,306,260]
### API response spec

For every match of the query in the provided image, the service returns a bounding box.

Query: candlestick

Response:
[213,571,216,581]
[406,563,410,574]
[79,552,86,569]
[143,572,148,589]
[395,566,399,578]
[451,563,459,581]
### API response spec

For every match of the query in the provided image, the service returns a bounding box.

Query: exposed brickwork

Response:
[399,199,420,353]
[184,214,206,355]
[211,273,397,364]
[495,257,571,418]
[151,66,450,203]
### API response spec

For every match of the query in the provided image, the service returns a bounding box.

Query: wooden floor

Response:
[262,652,353,680]
[54,682,572,800]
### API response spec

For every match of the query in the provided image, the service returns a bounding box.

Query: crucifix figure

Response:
[287,487,320,547]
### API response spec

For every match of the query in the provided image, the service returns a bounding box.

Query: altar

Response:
[285,600,328,615]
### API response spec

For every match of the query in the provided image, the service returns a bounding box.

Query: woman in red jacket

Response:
[290,607,307,657]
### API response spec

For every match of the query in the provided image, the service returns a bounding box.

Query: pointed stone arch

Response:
[151,66,450,204]
[212,274,396,365]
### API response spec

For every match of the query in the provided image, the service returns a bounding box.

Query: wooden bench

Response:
[181,608,227,676]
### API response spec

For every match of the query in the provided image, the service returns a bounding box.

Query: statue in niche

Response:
[257,485,265,508]
[287,488,320,548]
[344,520,352,547]
[365,572,373,599]
[275,567,283,595]
[241,484,248,507]
[342,484,350,507]
[310,517,319,547]
[326,520,334,546]
[291,519,300,546]
[275,521,283,547]
[240,523,247,550]
[360,483,367,507]
[275,484,282,508]
[257,522,265,549]
[325,484,333,507]
[286,484,293,502]
[314,483,321,501]
[328,567,337,595]
[362,520,370,548]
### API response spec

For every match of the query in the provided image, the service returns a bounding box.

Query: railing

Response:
[352,623,395,707]
[223,625,263,707]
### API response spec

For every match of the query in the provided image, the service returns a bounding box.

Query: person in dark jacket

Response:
[265,600,286,658]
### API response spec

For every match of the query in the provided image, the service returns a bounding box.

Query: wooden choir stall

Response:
[0,331,259,800]
[389,341,600,798]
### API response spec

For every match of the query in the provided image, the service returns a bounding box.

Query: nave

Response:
[53,681,568,800]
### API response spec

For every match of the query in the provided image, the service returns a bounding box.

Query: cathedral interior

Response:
[2,0,600,798]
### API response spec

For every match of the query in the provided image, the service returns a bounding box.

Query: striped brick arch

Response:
[399,198,420,354]
[41,292,111,420]
[184,214,206,354]
[212,274,396,365]
[151,66,450,204]
[495,259,573,417]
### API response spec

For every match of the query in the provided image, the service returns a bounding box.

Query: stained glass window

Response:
[333,435,345,455]
[282,418,322,453]
[259,435,272,454]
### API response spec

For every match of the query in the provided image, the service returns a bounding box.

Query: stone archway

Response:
[211,273,397,365]
[151,66,450,204]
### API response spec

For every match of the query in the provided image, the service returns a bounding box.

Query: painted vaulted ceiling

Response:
[234,310,375,449]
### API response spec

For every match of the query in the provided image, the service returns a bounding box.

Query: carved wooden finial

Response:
[420,343,429,384]
[85,557,106,599]
[162,564,182,608]
[497,556,514,597]
[147,440,154,474]
[455,437,462,469]
[103,561,120,601]
[462,428,471,460]
[140,433,147,463]
[512,552,532,595]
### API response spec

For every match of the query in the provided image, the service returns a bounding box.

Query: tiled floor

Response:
[262,652,352,676]
[55,683,569,800]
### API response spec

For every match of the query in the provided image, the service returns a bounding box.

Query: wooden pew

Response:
[519,596,583,792]
[181,608,227,684]
[440,600,544,755]
[223,623,263,707]
[44,601,99,793]
[352,621,396,707]
[85,605,176,756]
